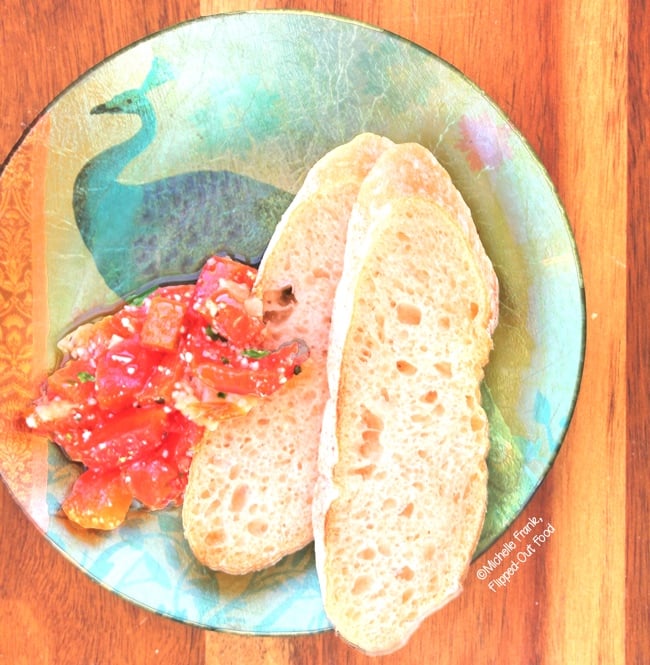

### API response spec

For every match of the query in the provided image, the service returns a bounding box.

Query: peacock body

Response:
[72,58,293,296]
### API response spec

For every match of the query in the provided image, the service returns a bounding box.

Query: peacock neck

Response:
[83,106,157,186]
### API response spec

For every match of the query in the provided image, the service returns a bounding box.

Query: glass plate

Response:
[0,10,584,634]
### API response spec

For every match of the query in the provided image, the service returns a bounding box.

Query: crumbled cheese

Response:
[121,316,136,333]
[108,334,125,349]
[110,353,133,364]
[205,300,219,318]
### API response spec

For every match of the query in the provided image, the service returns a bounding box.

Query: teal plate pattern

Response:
[0,11,585,634]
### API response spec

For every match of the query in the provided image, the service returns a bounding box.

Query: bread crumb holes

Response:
[352,575,373,595]
[396,302,422,325]
[396,359,418,375]
[247,519,269,536]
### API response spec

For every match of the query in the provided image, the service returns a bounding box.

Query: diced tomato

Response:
[150,283,195,303]
[29,369,102,461]
[209,302,265,347]
[191,255,264,345]
[165,412,201,474]
[141,294,187,352]
[94,337,163,411]
[31,424,94,466]
[179,325,233,373]
[193,255,257,306]
[135,354,183,407]
[103,306,147,339]
[49,422,97,464]
[122,412,199,508]
[123,452,183,510]
[194,363,267,396]
[44,357,97,405]
[62,468,133,530]
[194,339,309,396]
[76,405,169,470]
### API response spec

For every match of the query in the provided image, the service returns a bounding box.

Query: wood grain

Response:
[0,1,630,663]
[627,1,649,664]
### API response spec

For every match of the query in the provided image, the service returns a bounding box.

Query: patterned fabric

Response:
[0,117,50,529]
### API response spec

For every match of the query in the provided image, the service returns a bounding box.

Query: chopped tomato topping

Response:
[140,293,188,351]
[194,339,308,396]
[190,255,265,345]
[44,357,97,405]
[123,452,184,511]
[62,468,133,530]
[94,337,164,412]
[76,405,169,470]
[135,357,185,407]
[27,255,309,530]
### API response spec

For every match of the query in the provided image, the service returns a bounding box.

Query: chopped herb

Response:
[126,286,158,306]
[154,397,166,405]
[293,365,302,375]
[242,348,270,359]
[217,392,227,399]
[206,326,228,343]
[77,371,96,383]
[221,356,230,365]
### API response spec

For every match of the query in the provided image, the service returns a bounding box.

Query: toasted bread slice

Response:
[313,197,493,655]
[181,133,393,574]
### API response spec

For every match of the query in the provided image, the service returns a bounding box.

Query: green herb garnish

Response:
[126,286,158,307]
[77,371,96,383]
[242,348,270,359]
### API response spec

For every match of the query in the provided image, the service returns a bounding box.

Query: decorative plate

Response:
[0,11,584,634]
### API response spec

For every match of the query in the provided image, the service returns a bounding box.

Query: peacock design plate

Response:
[0,11,584,634]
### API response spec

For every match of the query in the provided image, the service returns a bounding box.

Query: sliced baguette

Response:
[181,133,393,574]
[313,196,493,655]
[348,141,499,333]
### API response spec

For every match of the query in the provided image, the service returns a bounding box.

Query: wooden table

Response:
[0,1,639,663]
